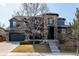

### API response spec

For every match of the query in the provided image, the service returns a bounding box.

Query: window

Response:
[48,18,54,25]
[58,28,61,33]
[61,29,66,33]
[58,28,66,33]
[13,21,16,29]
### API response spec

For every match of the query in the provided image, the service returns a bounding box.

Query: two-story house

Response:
[9,12,69,41]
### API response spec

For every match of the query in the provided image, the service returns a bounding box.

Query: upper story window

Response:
[13,21,16,28]
[57,18,65,25]
[48,18,54,25]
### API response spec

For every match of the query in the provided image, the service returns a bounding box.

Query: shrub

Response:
[20,41,41,45]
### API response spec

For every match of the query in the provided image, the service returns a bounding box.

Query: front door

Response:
[48,27,54,39]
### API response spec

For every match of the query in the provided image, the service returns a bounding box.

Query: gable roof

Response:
[9,16,43,22]
[9,16,29,21]
[9,12,59,21]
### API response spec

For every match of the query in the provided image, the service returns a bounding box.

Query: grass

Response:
[60,46,76,53]
[12,44,51,53]
[12,45,34,52]
[34,44,51,53]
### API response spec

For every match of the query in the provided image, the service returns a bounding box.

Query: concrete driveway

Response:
[0,41,19,55]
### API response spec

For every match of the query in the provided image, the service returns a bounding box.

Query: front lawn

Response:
[12,44,51,53]
[60,46,76,53]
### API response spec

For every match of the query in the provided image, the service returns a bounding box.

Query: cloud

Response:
[0,3,6,7]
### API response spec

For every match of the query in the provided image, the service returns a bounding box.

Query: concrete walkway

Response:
[48,40,60,53]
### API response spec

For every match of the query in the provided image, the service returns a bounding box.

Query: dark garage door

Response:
[9,32,25,41]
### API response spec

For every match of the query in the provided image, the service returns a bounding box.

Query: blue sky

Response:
[48,3,79,24]
[0,3,79,28]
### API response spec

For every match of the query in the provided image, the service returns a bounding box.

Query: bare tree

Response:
[12,3,48,46]
[23,17,44,45]
[13,3,49,16]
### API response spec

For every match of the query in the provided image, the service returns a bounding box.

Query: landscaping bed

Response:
[59,41,77,53]
[20,41,41,45]
[60,46,76,53]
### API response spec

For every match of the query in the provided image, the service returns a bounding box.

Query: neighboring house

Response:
[9,12,69,41]
[0,27,6,42]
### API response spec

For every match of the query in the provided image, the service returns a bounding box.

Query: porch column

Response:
[54,17,58,40]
